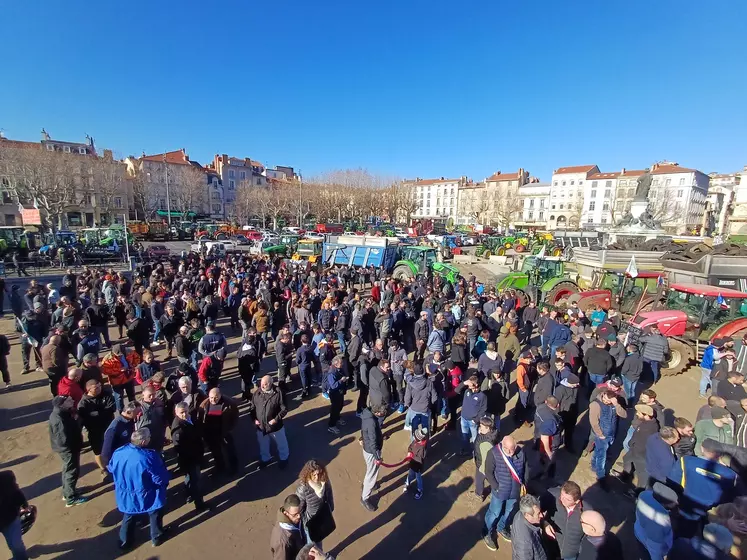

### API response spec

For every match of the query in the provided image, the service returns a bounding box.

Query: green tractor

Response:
[495,256,579,307]
[391,246,461,285]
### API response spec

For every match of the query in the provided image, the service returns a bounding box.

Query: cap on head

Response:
[33,302,43,310]
[711,406,730,420]
[635,404,654,417]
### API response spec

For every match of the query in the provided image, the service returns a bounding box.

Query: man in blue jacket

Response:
[109,428,170,550]
[482,435,525,550]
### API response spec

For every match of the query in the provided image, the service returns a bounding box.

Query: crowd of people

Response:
[0,250,745,560]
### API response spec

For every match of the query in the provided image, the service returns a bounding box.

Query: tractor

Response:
[391,246,461,285]
[495,256,579,307]
[624,283,747,376]
[566,271,664,316]
[292,239,324,263]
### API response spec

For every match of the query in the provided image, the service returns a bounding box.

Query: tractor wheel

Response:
[660,339,694,377]
[566,293,582,307]
[514,244,526,253]
[504,242,512,249]
[552,247,563,257]
[483,250,492,258]
[545,281,579,305]
[392,264,415,281]
[497,247,506,256]
[515,289,530,308]
[215,233,228,240]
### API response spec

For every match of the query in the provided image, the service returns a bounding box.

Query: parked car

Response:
[303,232,324,241]
[146,245,170,259]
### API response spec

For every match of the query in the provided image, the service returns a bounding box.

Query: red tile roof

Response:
[0,138,41,150]
[588,172,620,180]
[141,149,192,165]
[650,165,696,175]
[405,178,461,186]
[553,165,598,175]
[486,171,521,182]
[620,169,647,176]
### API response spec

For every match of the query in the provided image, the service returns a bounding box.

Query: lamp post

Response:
[298,170,303,227]
[163,154,172,226]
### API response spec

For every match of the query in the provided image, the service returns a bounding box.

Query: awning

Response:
[156,210,196,218]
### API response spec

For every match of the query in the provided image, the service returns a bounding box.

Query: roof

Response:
[486,171,521,182]
[620,169,647,177]
[669,282,747,299]
[0,138,40,150]
[553,165,598,175]
[588,172,621,180]
[405,178,461,186]
[650,165,697,175]
[141,149,192,165]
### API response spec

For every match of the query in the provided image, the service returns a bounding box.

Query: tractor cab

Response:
[523,256,564,285]
[660,284,747,333]
[401,246,437,274]
[295,239,323,262]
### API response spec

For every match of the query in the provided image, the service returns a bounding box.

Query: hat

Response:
[713,337,726,347]
[608,378,623,388]
[413,426,429,441]
[652,482,678,507]
[566,374,580,385]
[607,334,617,342]
[635,404,654,416]
[711,406,730,420]
[33,302,43,310]
[206,319,216,328]
[500,325,509,334]
[111,344,123,355]
[703,523,733,553]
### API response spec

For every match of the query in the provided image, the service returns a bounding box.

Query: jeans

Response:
[336,332,346,353]
[183,463,204,506]
[460,417,477,452]
[257,427,290,462]
[361,449,380,501]
[120,510,163,545]
[1,517,28,560]
[588,373,606,398]
[622,424,635,452]
[591,435,612,479]
[95,326,111,348]
[134,304,142,319]
[153,320,162,343]
[298,365,311,391]
[59,449,80,500]
[329,391,344,427]
[484,494,517,535]
[405,469,423,492]
[643,358,660,383]
[622,377,638,405]
[112,381,136,413]
[699,367,712,396]
[407,410,430,437]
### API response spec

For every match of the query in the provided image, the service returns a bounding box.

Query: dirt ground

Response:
[0,304,705,560]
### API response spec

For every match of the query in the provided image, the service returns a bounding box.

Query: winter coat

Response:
[554,379,579,413]
[457,385,488,422]
[248,387,287,434]
[252,310,270,333]
[628,418,660,462]
[543,486,588,559]
[136,400,166,450]
[511,511,548,560]
[485,445,525,500]
[108,443,169,514]
[296,480,335,525]
[41,340,68,378]
[388,347,407,377]
[48,404,83,453]
[583,347,614,376]
[481,376,509,416]
[170,417,204,469]
[360,408,383,459]
[367,366,391,408]
[101,350,141,387]
[414,318,430,343]
[269,509,304,560]
[404,373,437,413]
[646,433,676,484]
[497,333,521,362]
[477,351,503,377]
[639,333,670,363]
[426,328,446,353]
[532,373,555,408]
[198,395,239,436]
[694,420,734,456]
[102,414,135,464]
[621,351,644,381]
[77,390,116,437]
[57,376,84,407]
[473,429,499,473]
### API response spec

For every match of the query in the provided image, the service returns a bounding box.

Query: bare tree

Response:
[126,160,159,222]
[92,157,128,224]
[169,165,207,217]
[567,197,584,229]
[490,186,524,228]
[460,187,491,225]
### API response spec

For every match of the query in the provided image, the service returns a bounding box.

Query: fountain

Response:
[604,168,667,244]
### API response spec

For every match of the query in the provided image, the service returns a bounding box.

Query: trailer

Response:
[662,253,747,292]
[323,235,400,269]
[572,247,667,287]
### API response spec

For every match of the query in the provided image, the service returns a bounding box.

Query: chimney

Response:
[0,131,4,139]
[621,167,626,174]
[440,176,445,180]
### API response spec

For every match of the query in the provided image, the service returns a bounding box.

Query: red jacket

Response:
[58,376,84,406]
[370,285,381,303]
[444,366,463,398]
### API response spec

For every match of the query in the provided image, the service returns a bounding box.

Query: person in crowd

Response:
[482,436,525,550]
[577,510,624,560]
[48,395,87,507]
[473,417,499,501]
[41,334,68,397]
[296,334,315,399]
[136,385,166,452]
[541,481,587,560]
[583,339,614,397]
[0,470,32,560]
[673,417,696,458]
[102,401,142,466]
[646,426,680,487]
[366,359,391,426]
[634,482,678,560]
[481,368,509,431]
[513,353,533,426]
[296,460,336,549]
[456,375,487,456]
[324,356,347,436]
[510,494,548,560]
[108,428,170,550]
[57,367,84,407]
[554,372,580,453]
[694,407,734,456]
[270,494,304,560]
[388,339,407,412]
[669,522,734,560]
[534,396,562,480]
[639,325,670,384]
[101,344,140,412]
[402,426,428,500]
[80,353,102,386]
[620,343,643,405]
[616,403,660,489]
[711,342,737,397]
[77,379,116,478]
[717,370,747,410]
[532,361,555,411]
[199,387,239,474]
[237,327,267,400]
[360,404,387,512]
[588,389,627,491]
[249,375,290,469]
[404,362,437,435]
[171,402,207,511]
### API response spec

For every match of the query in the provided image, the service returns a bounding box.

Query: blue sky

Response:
[1,0,745,182]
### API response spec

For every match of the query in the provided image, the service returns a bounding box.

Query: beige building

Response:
[483,169,529,228]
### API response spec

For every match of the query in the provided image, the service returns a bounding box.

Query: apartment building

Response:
[484,169,529,228]
[647,162,709,233]
[405,177,465,220]
[515,182,551,228]
[548,165,599,229]
[581,171,620,227]
[456,182,487,224]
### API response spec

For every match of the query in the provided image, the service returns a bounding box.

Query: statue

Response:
[634,169,653,200]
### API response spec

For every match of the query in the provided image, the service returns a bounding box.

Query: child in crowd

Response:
[403,426,428,500]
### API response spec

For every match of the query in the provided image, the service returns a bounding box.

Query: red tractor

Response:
[624,283,747,376]
[567,271,664,316]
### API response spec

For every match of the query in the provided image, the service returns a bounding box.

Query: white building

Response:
[548,165,599,229]
[725,166,747,235]
[647,162,709,234]
[581,171,619,227]
[516,182,551,228]
[405,177,465,220]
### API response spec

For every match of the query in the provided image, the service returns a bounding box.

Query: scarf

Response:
[309,480,324,499]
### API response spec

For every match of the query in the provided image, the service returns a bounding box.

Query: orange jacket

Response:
[101,350,141,386]
[516,362,531,392]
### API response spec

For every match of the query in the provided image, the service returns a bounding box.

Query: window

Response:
[83,193,92,205]
[79,147,86,155]
[256,178,261,185]
[1,192,11,204]
[605,180,612,188]
[212,204,222,213]
[588,216,594,223]
[553,181,558,186]
[229,170,235,178]
[569,191,574,197]
[437,198,441,206]
[540,199,545,208]
[63,146,71,153]
[679,178,685,186]
[601,218,607,224]
[678,189,683,197]
[159,198,167,209]
[603,202,609,211]
[570,180,575,186]
[591,189,597,199]
[559,203,564,209]
[551,204,556,210]
[539,211,544,220]
[616,201,624,210]
[427,193,431,199]
[114,196,123,209]
[562,181,566,186]
[240,171,246,180]
[507,181,513,187]
[450,197,455,206]
[213,178,219,186]
[604,189,611,199]
[46,144,54,151]
[229,180,235,190]
[560,191,565,197]
[4,214,16,226]
[665,178,671,186]
[450,188,454,195]
[528,212,534,219]
[579,181,583,185]
[592,181,598,188]
[529,199,535,208]
[589,201,596,211]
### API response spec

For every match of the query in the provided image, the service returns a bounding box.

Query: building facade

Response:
[515,181,551,228]
[483,169,529,228]
[647,162,709,233]
[548,165,599,229]
[724,167,747,235]
[456,182,486,224]
[581,171,620,227]
[405,177,465,220]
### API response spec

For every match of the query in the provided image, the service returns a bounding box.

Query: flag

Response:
[717,293,726,307]
[625,255,639,278]
[657,275,664,287]
[535,243,546,259]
